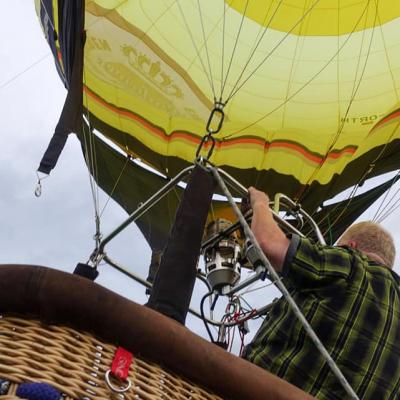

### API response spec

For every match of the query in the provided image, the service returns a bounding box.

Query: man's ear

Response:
[348,240,357,249]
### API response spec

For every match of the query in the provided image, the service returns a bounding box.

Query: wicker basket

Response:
[0,315,220,400]
[0,265,314,400]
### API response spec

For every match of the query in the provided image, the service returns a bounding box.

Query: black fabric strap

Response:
[146,165,216,324]
[38,0,85,175]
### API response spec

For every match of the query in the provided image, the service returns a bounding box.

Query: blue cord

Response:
[16,382,62,400]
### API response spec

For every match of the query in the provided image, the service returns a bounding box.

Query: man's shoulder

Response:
[282,235,355,283]
[293,235,353,260]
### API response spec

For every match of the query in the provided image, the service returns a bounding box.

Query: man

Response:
[243,187,400,400]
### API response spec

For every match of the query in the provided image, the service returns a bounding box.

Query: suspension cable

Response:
[223,0,371,140]
[372,171,400,221]
[99,156,130,218]
[197,0,217,100]
[297,0,376,203]
[220,0,249,99]
[225,0,285,102]
[225,0,321,103]
[377,191,400,223]
[177,1,217,100]
[220,0,227,98]
[0,54,50,90]
[316,117,400,234]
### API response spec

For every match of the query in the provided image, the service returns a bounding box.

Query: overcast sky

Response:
[1,2,400,348]
[0,1,229,340]
[0,2,153,305]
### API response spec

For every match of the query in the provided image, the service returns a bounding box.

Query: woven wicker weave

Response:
[0,315,221,400]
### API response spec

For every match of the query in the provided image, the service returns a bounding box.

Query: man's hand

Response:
[247,187,289,272]
[248,186,269,210]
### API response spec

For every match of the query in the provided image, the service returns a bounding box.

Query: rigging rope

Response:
[240,278,280,296]
[220,0,249,100]
[376,11,400,102]
[197,0,217,101]
[220,0,228,98]
[316,117,400,236]
[81,86,102,251]
[372,171,400,221]
[377,192,400,223]
[253,0,308,189]
[99,156,130,218]
[377,197,400,223]
[177,1,217,101]
[222,0,371,140]
[374,173,400,223]
[297,0,377,204]
[225,0,285,102]
[225,0,321,103]
[0,54,50,90]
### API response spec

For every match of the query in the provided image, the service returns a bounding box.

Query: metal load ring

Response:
[105,369,132,393]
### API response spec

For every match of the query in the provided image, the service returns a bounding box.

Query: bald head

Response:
[337,221,396,269]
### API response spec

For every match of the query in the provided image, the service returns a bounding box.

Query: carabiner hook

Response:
[206,102,225,135]
[34,172,49,198]
[195,102,225,161]
[195,134,216,160]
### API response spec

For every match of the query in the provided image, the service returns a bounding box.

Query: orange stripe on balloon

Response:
[83,85,357,165]
[369,108,400,135]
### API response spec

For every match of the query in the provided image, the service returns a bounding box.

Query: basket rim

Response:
[0,264,313,400]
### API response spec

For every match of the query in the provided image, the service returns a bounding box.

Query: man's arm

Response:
[249,187,290,272]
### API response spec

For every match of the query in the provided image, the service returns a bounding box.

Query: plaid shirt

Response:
[243,235,400,399]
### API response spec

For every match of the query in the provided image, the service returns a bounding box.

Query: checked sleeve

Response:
[282,235,354,289]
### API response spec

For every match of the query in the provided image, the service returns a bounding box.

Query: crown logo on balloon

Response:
[121,45,183,99]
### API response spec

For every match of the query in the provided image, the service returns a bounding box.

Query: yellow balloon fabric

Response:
[82,0,400,194]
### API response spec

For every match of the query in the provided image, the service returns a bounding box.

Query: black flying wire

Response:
[373,170,400,222]
[0,54,50,90]
[224,0,285,102]
[220,0,249,100]
[225,0,321,104]
[220,0,228,98]
[222,0,371,141]
[377,191,400,223]
[299,0,375,206]
[371,1,400,223]
[370,120,400,222]
[315,3,391,235]
[197,0,217,101]
[177,1,217,101]
[97,1,177,219]
[253,0,307,190]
